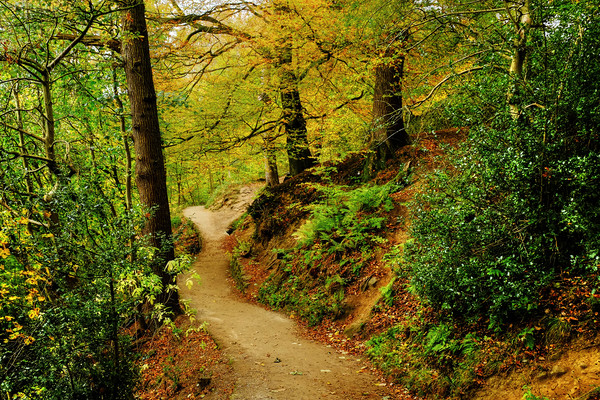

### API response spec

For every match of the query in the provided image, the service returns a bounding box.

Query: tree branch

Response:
[47,11,99,70]
[153,9,253,42]
[410,66,487,108]
[52,33,122,53]
[0,149,55,163]
[0,121,46,143]
[0,198,49,228]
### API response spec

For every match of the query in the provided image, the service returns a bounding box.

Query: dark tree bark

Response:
[277,42,315,176]
[13,85,33,194]
[372,54,408,150]
[120,0,181,315]
[263,131,280,187]
[366,44,410,175]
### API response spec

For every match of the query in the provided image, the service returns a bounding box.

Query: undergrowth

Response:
[256,174,407,326]
[230,240,251,292]
[172,217,202,256]
[367,8,600,398]
[366,320,489,397]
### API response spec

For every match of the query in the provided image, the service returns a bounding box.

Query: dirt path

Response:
[179,189,393,400]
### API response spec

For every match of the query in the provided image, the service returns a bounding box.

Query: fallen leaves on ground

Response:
[134,315,234,400]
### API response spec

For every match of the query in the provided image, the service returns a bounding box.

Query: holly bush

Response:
[406,3,600,328]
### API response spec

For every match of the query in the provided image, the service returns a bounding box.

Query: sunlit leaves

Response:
[0,211,46,350]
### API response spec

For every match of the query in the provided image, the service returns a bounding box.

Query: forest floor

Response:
[134,131,600,399]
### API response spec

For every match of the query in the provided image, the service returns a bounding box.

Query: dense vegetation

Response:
[1,0,599,398]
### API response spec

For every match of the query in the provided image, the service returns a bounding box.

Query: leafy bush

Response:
[294,182,396,250]
[366,320,483,397]
[522,387,551,400]
[0,178,170,399]
[405,5,600,328]
[258,273,345,326]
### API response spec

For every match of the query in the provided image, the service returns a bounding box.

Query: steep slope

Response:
[228,130,600,399]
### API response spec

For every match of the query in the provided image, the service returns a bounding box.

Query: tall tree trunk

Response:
[112,69,133,212]
[366,44,409,175]
[372,54,408,151]
[277,42,315,176]
[39,71,76,180]
[41,71,59,175]
[207,163,214,193]
[120,0,180,315]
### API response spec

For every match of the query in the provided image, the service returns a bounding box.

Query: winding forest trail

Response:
[179,187,394,400]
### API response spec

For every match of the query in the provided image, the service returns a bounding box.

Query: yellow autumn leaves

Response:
[3,319,35,345]
[0,231,9,259]
[1,213,47,347]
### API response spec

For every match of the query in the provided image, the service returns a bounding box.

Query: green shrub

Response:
[405,7,600,328]
[294,182,396,251]
[257,272,344,326]
[366,321,482,397]
[522,387,551,400]
[0,178,162,399]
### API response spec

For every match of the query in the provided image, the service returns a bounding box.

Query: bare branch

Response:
[410,66,487,108]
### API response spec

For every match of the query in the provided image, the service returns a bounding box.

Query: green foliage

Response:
[517,327,536,350]
[230,241,252,292]
[406,2,600,328]
[294,182,395,249]
[380,277,397,307]
[258,273,345,326]
[257,181,402,325]
[522,386,551,400]
[366,321,482,397]
[0,178,174,399]
[230,212,250,232]
[256,248,346,326]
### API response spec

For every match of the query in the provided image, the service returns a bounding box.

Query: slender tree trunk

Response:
[38,73,63,230]
[14,85,33,194]
[258,69,280,186]
[277,42,315,176]
[506,0,532,119]
[113,69,133,212]
[120,0,180,315]
[207,163,214,193]
[175,161,184,206]
[264,132,280,186]
[41,71,59,175]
